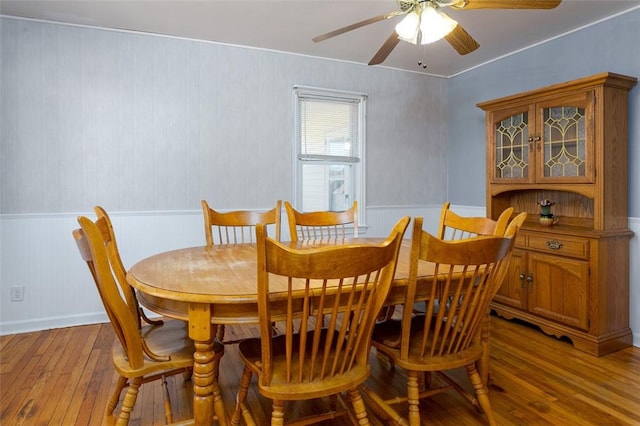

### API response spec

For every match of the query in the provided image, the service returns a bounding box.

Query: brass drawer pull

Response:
[546,240,563,250]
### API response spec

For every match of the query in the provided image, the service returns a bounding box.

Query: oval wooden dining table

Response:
[126,238,492,426]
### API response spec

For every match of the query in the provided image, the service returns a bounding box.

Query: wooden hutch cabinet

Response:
[477,72,637,356]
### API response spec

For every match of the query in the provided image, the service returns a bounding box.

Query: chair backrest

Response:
[255,216,409,388]
[504,212,528,238]
[91,206,143,327]
[284,201,358,242]
[202,200,282,246]
[73,215,148,370]
[437,202,514,240]
[398,217,515,360]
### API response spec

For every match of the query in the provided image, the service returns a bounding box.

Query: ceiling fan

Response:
[313,0,562,66]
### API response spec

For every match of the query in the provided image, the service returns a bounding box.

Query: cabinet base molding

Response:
[491,305,632,357]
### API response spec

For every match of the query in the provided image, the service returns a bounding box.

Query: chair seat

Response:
[238,329,371,400]
[372,317,484,372]
[112,319,219,377]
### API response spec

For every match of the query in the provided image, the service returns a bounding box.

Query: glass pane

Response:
[495,113,529,179]
[301,164,353,212]
[543,106,586,178]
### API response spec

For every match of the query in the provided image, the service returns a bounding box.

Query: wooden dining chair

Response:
[437,201,514,240]
[231,216,410,426]
[202,199,283,341]
[361,217,516,426]
[73,215,224,425]
[285,200,358,242]
[202,199,282,246]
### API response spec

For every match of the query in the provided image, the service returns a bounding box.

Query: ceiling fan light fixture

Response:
[395,11,420,44]
[419,6,458,45]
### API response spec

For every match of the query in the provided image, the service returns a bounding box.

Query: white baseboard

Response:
[0,312,109,335]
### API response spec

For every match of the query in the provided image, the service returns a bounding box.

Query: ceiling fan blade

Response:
[368,32,401,65]
[444,24,480,55]
[313,14,389,43]
[452,0,561,10]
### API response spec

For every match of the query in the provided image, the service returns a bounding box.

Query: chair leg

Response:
[139,307,164,326]
[375,347,395,370]
[238,401,256,426]
[417,372,425,391]
[271,399,285,426]
[377,305,395,322]
[359,385,408,426]
[407,370,421,426]
[161,374,173,424]
[327,393,341,411]
[347,388,370,426]
[116,377,142,426]
[183,367,193,381]
[232,366,253,425]
[216,324,226,342]
[466,364,497,426]
[106,375,128,418]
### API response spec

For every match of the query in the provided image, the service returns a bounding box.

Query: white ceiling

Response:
[1,0,639,77]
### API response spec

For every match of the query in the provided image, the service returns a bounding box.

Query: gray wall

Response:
[447,8,640,212]
[0,16,449,333]
[0,18,448,215]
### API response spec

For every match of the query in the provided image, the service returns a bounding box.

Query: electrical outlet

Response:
[11,286,24,302]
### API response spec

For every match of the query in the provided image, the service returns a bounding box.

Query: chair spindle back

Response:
[437,202,514,240]
[400,217,516,360]
[255,216,409,387]
[202,200,282,246]
[285,201,358,242]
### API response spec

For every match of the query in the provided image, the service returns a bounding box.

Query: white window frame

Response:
[292,85,366,228]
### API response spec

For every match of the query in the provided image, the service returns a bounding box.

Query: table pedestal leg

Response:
[190,303,228,426]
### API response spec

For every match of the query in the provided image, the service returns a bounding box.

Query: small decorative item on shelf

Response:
[538,199,558,226]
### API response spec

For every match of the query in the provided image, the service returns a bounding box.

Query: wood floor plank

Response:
[493,346,640,424]
[59,346,103,425]
[1,317,639,425]
[88,325,122,426]
[32,325,101,425]
[2,328,74,425]
[0,331,48,394]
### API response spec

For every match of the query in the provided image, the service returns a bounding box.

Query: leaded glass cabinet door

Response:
[489,104,535,184]
[535,91,594,183]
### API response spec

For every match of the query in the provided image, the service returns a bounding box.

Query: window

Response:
[293,85,366,226]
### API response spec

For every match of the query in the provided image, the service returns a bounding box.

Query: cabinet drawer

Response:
[526,234,590,259]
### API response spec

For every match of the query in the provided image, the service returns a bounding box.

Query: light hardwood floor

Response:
[2,315,639,425]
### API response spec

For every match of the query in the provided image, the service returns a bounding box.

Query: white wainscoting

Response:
[629,217,640,348]
[0,210,205,335]
[2,207,639,349]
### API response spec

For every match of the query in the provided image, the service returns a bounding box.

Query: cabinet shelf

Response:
[492,189,595,229]
[490,183,595,199]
